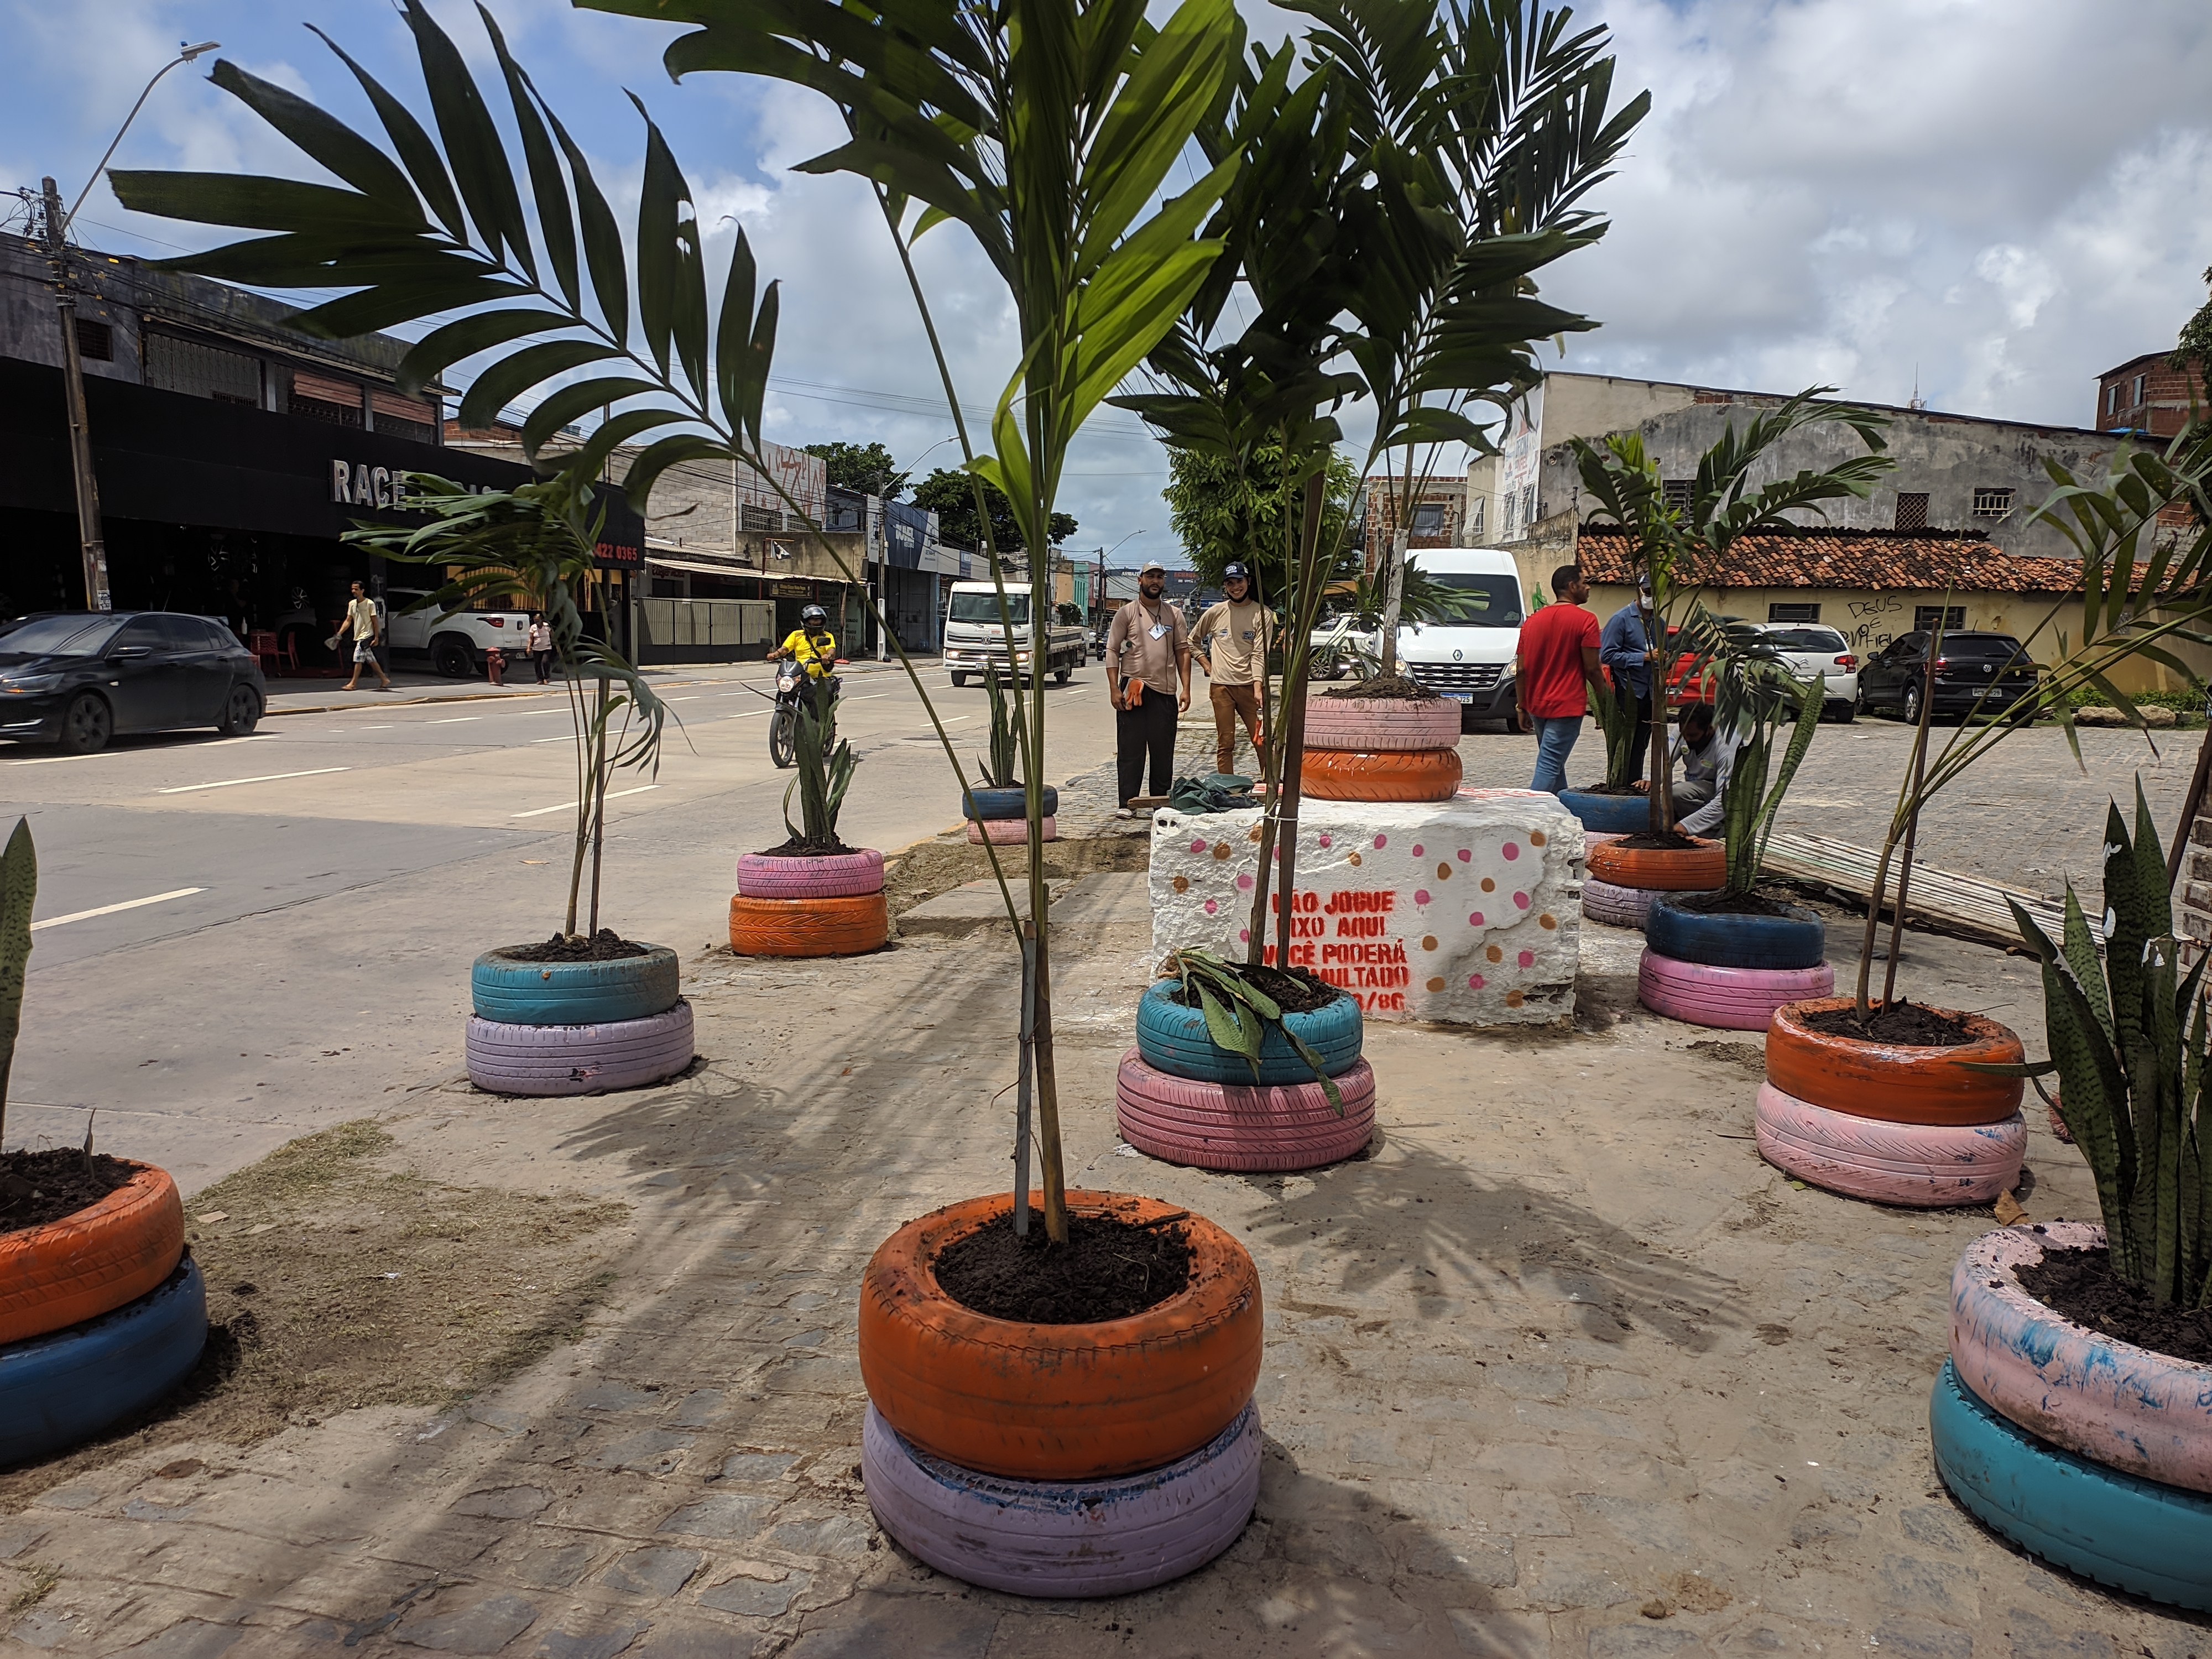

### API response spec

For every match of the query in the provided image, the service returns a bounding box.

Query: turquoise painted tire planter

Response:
[1930,1359,2212,1611]
[471,945,679,1025]
[1134,979,1362,1084]
[963,786,1057,821]
[1558,790,1651,833]
[0,1255,207,1466]
[1645,893,1825,970]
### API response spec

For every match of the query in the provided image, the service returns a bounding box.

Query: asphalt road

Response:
[1,659,1121,1188]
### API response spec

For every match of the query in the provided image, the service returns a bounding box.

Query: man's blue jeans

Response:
[1531,714,1580,795]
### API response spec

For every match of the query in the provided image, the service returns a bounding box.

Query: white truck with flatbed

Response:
[941,581,1086,686]
[382,587,534,679]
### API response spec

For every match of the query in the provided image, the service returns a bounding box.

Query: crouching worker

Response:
[1636,701,1739,836]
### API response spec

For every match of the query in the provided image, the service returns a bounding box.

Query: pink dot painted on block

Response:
[1517,949,1535,968]
[1317,833,1332,849]
[1469,911,1485,927]
[1414,889,1431,906]
[1457,848,1472,863]
[1239,927,1250,942]
[1204,899,1218,914]
[1412,843,1425,857]
[1468,973,1485,989]
[1373,833,1388,849]
[1514,891,1530,909]
[1237,873,1254,890]
[1190,837,1208,853]
[1502,841,1520,860]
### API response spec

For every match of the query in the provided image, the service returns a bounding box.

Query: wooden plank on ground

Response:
[1761,831,2071,951]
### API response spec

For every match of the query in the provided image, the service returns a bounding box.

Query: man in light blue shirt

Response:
[1637,702,1739,836]
[1598,581,1658,781]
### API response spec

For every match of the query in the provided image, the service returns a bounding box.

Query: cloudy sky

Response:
[5,0,2209,563]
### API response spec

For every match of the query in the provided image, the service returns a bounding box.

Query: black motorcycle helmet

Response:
[801,604,828,628]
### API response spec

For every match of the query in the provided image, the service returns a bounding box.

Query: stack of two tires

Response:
[1117,980,1375,1171]
[729,849,889,957]
[1298,696,1462,802]
[1580,831,1724,932]
[1636,889,1835,1031]
[858,1191,1264,1595]
[1756,998,2026,1206]
[1,1166,208,1465]
[964,786,1056,845]
[466,946,695,1095]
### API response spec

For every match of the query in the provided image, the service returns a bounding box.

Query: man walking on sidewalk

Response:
[1194,561,1270,779]
[1514,563,1603,794]
[338,581,392,692]
[1106,559,1191,816]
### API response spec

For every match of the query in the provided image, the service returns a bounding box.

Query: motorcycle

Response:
[768,660,841,769]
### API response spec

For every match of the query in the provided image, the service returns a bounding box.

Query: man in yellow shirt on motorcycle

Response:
[769,604,838,679]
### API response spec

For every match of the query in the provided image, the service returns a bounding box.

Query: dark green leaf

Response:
[400,0,534,279]
[481,6,579,311]
[306,24,468,239]
[398,309,577,395]
[208,59,424,225]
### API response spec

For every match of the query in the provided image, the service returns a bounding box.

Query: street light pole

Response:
[44,41,220,613]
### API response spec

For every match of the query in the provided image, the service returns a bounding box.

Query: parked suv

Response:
[1857,630,2040,723]
[1757,622,1860,721]
[0,611,267,754]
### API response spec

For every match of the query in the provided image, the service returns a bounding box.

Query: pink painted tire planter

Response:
[1581,875,1655,928]
[968,815,1056,845]
[862,1399,1260,1597]
[1756,1082,2025,1206]
[1637,948,1833,1030]
[1950,1222,2212,1494]
[465,1003,695,1096]
[735,847,884,899]
[1115,1048,1375,1172]
[1300,696,1461,752]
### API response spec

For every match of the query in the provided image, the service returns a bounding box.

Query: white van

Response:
[1391,547,1526,729]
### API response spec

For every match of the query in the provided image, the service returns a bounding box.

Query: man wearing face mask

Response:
[1105,560,1192,817]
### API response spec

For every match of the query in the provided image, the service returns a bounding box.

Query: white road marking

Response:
[158,766,351,795]
[845,693,888,702]
[669,696,701,702]
[11,734,275,766]
[430,716,481,724]
[940,715,973,725]
[728,709,770,719]
[32,887,206,931]
[510,784,660,818]
[343,726,394,733]
[529,734,572,744]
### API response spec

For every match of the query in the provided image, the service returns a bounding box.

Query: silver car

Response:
[1756,622,1860,722]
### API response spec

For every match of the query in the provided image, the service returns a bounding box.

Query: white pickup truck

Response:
[382,587,533,679]
[942,581,1087,686]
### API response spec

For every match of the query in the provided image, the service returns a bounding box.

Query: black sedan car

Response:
[1856,629,2039,723]
[0,612,268,755]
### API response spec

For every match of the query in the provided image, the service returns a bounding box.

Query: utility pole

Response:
[41,176,109,612]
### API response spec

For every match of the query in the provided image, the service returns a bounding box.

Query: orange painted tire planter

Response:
[1584,836,1726,892]
[728,891,889,957]
[858,1190,1263,1480]
[1765,997,2025,1125]
[1300,746,1462,802]
[0,1163,185,1345]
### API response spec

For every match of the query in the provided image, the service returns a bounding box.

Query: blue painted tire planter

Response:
[1645,893,1824,969]
[0,1255,207,1466]
[1134,979,1362,1084]
[1931,1359,2212,1611]
[1557,789,1652,833]
[862,1399,1260,1597]
[963,786,1057,822]
[471,945,680,1026]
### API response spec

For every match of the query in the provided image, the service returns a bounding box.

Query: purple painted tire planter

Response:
[968,815,1055,844]
[735,847,884,899]
[1637,948,1833,1030]
[1756,1082,2025,1206]
[1115,1049,1375,1172]
[466,1003,695,1096]
[862,1399,1260,1597]
[1950,1222,2212,1494]
[1581,875,1655,928]
[1300,696,1462,752]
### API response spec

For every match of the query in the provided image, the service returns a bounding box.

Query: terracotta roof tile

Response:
[1573,525,2083,595]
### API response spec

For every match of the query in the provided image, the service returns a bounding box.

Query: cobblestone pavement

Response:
[1,859,2193,1657]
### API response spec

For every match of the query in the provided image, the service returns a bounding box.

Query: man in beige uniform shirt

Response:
[1194,561,1270,777]
[1104,559,1191,816]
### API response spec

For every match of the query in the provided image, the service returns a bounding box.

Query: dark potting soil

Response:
[1613,830,1703,852]
[1678,891,1802,919]
[1166,963,1340,1014]
[2015,1244,2212,1366]
[933,1210,1193,1323]
[1576,785,1645,797]
[1318,675,1441,703]
[1798,999,1979,1047]
[498,929,652,963]
[0,1150,137,1238]
[753,835,858,859]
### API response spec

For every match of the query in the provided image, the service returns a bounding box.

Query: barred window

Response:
[147,333,262,406]
[1971,487,2015,519]
[290,369,363,427]
[74,318,112,362]
[1767,603,1821,623]
[1914,605,1966,631]
[1662,479,1692,513]
[1895,492,1929,530]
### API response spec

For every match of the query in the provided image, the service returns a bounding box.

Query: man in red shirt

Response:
[1513,564,1604,794]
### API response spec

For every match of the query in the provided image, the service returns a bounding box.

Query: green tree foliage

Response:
[803,440,909,500]
[1163,444,1359,595]
[912,469,1076,553]
[0,817,33,1148]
